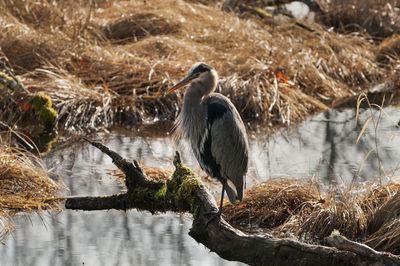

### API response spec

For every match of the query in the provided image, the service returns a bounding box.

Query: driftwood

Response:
[326,230,397,264]
[65,140,400,266]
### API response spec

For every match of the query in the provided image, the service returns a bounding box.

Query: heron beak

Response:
[166,75,192,95]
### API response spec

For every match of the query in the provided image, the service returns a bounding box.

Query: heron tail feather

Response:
[225,179,238,205]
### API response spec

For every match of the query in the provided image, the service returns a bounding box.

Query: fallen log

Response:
[65,140,400,266]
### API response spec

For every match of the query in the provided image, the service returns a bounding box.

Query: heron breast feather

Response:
[197,102,228,180]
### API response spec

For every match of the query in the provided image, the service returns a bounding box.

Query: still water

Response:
[1,142,243,266]
[2,106,400,265]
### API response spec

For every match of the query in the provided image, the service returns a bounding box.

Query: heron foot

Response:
[205,209,222,228]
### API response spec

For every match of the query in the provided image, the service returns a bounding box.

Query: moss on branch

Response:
[66,140,203,215]
[126,160,203,214]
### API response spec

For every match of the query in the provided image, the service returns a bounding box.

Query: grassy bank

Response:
[223,178,400,254]
[0,136,64,240]
[0,0,398,133]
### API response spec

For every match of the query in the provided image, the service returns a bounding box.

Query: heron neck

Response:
[183,85,203,115]
[179,83,206,142]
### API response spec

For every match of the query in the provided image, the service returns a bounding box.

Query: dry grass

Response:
[108,166,172,184]
[317,0,400,38]
[377,34,400,63]
[224,178,320,229]
[365,218,400,254]
[223,178,400,253]
[0,0,396,134]
[0,144,64,240]
[229,0,400,39]
[358,182,400,220]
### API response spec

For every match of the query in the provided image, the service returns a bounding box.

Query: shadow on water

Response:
[2,105,400,265]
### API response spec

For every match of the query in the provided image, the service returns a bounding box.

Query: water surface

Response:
[2,105,400,265]
[2,144,242,266]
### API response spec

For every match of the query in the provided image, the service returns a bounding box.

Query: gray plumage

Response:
[167,62,249,215]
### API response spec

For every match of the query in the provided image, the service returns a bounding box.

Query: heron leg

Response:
[205,183,225,227]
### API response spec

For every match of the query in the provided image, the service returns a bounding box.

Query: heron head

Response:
[166,62,218,95]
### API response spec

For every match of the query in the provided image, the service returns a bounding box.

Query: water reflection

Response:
[2,106,400,265]
[252,106,400,185]
[6,212,236,266]
[104,106,400,186]
[1,144,242,266]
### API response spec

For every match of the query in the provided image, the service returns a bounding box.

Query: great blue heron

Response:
[166,62,249,223]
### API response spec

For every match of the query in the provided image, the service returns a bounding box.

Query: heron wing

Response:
[201,94,249,203]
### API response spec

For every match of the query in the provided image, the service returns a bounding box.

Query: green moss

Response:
[0,72,14,83]
[31,92,58,130]
[39,106,58,127]
[134,187,153,199]
[31,92,52,108]
[34,132,57,154]
[170,166,194,187]
[177,176,202,213]
[125,161,202,214]
[330,229,341,238]
[330,229,345,244]
[0,71,19,91]
[130,187,154,207]
[155,183,167,201]
[164,163,202,213]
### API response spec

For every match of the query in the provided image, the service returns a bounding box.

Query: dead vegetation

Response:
[108,166,172,184]
[317,0,400,38]
[103,13,180,43]
[223,178,400,254]
[377,34,400,63]
[0,143,64,240]
[1,0,400,256]
[0,0,398,134]
[225,0,400,39]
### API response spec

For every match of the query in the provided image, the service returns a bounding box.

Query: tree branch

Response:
[65,140,400,266]
[326,230,400,264]
[66,194,128,211]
